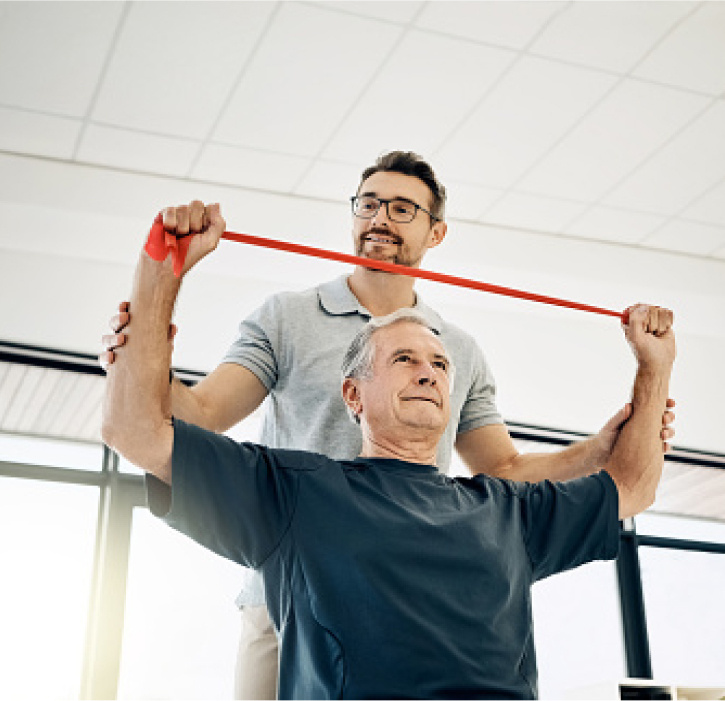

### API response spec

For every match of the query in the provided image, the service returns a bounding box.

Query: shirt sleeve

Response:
[457,339,504,434]
[220,296,280,391]
[149,418,299,569]
[519,471,620,582]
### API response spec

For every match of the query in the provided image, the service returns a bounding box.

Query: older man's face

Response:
[355,321,452,438]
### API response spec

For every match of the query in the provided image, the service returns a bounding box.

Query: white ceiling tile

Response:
[564,206,665,245]
[642,219,725,256]
[322,29,514,163]
[483,192,587,233]
[191,143,311,192]
[77,124,199,177]
[445,182,503,222]
[518,79,709,201]
[415,1,568,49]
[0,2,124,116]
[0,107,81,159]
[712,244,725,261]
[312,1,423,24]
[294,160,363,201]
[604,102,725,216]
[213,3,402,157]
[633,3,725,95]
[434,57,617,189]
[530,2,694,74]
[92,2,275,138]
[681,180,725,227]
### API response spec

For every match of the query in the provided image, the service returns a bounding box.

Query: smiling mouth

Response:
[364,233,401,246]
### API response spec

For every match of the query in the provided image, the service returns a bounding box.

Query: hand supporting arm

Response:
[101,201,226,484]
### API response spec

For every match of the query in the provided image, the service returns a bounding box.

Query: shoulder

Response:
[438,318,482,352]
[259,283,323,314]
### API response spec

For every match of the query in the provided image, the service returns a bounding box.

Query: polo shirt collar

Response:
[317,275,443,334]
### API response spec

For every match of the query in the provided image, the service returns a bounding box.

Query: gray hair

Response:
[341,309,455,423]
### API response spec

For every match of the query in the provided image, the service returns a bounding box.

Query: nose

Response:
[370,202,391,227]
[416,363,436,386]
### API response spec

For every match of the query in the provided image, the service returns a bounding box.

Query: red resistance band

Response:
[145,217,629,324]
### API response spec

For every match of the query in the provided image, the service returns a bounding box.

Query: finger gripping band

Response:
[144,217,628,323]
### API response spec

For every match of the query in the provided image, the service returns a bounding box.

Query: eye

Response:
[392,201,415,216]
[394,354,412,364]
[433,360,448,372]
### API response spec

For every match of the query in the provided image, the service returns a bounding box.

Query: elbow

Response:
[617,480,658,520]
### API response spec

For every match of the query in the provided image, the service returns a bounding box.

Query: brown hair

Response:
[358,151,447,221]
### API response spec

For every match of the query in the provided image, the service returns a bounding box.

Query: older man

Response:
[102,208,675,697]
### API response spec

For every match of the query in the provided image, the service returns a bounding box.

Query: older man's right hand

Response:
[161,200,226,275]
[99,301,176,372]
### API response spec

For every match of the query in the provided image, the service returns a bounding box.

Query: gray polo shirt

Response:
[221,275,503,604]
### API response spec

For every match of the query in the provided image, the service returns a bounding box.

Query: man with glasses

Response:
[101,151,674,699]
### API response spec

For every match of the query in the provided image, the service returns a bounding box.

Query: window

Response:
[117,509,244,700]
[0,476,98,700]
[637,514,725,686]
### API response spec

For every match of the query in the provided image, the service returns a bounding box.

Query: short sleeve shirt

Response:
[157,419,620,700]
[222,275,503,470]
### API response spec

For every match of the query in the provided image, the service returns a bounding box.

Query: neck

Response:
[359,427,439,465]
[347,267,417,317]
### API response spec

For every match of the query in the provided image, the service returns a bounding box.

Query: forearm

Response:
[102,252,179,481]
[605,365,671,519]
[457,423,603,483]
[505,437,603,483]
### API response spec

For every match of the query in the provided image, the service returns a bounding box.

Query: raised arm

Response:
[101,201,226,484]
[604,304,675,519]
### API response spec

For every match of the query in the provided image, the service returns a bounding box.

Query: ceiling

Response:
[0,0,724,258]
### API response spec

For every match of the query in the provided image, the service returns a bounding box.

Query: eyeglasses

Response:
[350,195,440,224]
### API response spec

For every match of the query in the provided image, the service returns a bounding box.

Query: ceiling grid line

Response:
[184,2,283,179]
[288,1,432,194]
[558,2,713,238]
[70,1,133,161]
[478,1,707,227]
[568,96,720,244]
[429,0,574,173]
[635,146,725,250]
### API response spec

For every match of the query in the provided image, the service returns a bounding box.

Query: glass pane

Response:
[640,546,725,686]
[532,560,625,699]
[636,512,725,545]
[0,430,102,471]
[0,476,99,700]
[118,508,246,700]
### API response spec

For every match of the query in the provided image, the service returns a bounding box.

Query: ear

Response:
[427,221,447,250]
[342,378,362,418]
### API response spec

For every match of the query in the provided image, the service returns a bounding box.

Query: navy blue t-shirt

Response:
[153,419,619,699]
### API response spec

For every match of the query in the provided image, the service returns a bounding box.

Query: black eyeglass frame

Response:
[350,195,441,223]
